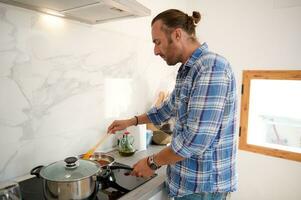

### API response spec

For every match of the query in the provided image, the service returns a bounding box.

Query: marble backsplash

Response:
[0,4,178,181]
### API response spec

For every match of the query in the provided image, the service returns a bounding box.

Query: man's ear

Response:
[174,28,182,41]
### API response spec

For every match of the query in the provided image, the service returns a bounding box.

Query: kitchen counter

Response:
[106,144,168,200]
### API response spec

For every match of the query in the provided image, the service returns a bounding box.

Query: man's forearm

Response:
[129,113,151,126]
[153,146,185,166]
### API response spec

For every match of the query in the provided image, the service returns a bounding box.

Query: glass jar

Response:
[118,131,135,156]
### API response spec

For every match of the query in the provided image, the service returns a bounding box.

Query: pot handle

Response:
[30,165,44,178]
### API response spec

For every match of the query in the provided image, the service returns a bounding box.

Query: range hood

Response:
[0,0,151,24]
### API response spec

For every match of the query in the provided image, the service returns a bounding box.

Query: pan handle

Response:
[30,165,44,178]
[107,165,133,170]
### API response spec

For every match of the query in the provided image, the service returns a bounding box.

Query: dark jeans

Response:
[174,192,229,200]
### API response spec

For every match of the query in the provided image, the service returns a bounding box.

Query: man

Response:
[107,9,238,200]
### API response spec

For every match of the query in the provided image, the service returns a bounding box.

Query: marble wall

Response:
[0,2,180,181]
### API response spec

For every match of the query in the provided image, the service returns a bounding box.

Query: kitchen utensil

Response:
[79,152,115,167]
[30,156,101,200]
[0,181,22,200]
[82,134,110,159]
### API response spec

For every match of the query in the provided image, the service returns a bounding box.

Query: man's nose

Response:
[154,46,160,56]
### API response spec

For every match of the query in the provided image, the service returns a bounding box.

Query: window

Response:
[239,70,301,162]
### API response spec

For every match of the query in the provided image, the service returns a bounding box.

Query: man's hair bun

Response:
[192,11,201,24]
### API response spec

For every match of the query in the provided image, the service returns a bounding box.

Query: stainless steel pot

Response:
[31,157,101,200]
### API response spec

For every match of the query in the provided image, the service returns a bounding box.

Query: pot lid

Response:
[39,157,100,182]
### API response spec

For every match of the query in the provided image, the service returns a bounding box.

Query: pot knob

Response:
[64,157,79,169]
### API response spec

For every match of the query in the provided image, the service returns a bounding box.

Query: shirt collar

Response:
[178,42,208,72]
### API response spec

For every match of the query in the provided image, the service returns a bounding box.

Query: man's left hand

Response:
[131,157,155,178]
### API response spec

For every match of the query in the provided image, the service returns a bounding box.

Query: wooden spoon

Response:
[82,134,110,160]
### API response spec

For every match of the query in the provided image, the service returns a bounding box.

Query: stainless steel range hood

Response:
[0,0,151,24]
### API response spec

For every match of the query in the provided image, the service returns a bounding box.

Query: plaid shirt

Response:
[147,43,238,197]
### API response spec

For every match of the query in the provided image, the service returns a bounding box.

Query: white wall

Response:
[0,0,187,181]
[188,0,301,199]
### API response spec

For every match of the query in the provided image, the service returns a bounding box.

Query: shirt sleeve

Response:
[146,90,176,125]
[171,67,231,158]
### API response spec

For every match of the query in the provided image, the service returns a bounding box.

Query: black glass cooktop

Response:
[19,162,156,200]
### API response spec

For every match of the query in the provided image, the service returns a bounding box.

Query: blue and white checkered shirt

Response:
[147,43,238,197]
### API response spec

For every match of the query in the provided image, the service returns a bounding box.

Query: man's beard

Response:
[162,32,181,65]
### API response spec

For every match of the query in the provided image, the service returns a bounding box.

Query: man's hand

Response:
[107,114,151,134]
[131,157,155,178]
[107,119,134,133]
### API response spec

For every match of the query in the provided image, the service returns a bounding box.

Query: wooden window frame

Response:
[239,70,301,162]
